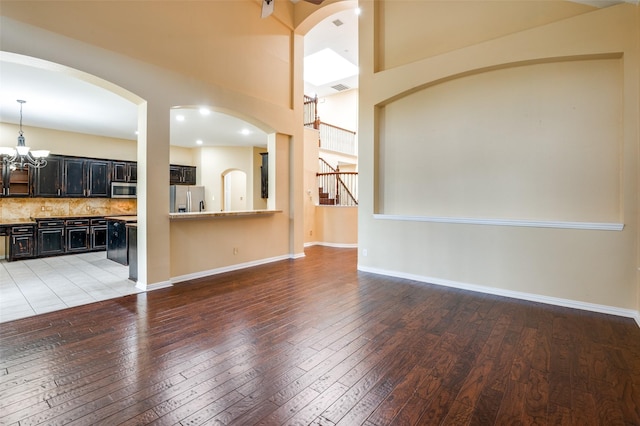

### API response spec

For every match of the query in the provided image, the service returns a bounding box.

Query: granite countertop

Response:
[0,218,37,226]
[104,215,138,222]
[169,210,281,220]
[1,214,137,227]
[31,214,107,220]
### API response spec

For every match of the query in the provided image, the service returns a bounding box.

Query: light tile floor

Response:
[0,251,142,323]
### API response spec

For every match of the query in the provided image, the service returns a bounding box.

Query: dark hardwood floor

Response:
[1,246,639,425]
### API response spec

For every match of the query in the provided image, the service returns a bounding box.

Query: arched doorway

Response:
[222,169,247,211]
[0,52,146,322]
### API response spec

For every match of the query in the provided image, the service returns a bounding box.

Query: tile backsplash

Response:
[0,198,137,222]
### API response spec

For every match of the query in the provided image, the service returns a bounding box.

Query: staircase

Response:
[319,187,336,205]
[305,95,358,207]
[316,158,358,206]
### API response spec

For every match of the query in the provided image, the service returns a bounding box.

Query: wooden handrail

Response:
[319,122,356,136]
[316,171,358,206]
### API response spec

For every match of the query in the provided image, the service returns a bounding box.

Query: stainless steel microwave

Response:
[111,182,137,198]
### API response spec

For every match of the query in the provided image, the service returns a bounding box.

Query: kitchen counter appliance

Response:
[170,185,205,213]
[111,182,137,198]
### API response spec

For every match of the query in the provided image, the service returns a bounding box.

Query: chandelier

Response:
[0,100,49,171]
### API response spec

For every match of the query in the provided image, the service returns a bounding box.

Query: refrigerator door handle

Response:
[186,190,192,212]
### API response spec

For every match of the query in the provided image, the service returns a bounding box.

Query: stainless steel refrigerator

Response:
[170,185,205,213]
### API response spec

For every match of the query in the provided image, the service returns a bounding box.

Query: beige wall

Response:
[197,146,260,212]
[1,123,199,165]
[378,58,622,223]
[170,146,196,167]
[0,1,295,109]
[359,2,640,318]
[304,127,320,244]
[315,205,357,247]
[0,123,137,160]
[317,89,358,132]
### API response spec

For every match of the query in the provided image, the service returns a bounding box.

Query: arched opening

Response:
[222,169,247,211]
[0,52,146,321]
[168,106,271,213]
[296,2,360,247]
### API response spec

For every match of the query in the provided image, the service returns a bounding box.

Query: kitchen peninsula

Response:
[169,209,281,220]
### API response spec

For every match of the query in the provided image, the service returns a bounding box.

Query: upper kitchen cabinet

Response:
[112,161,137,183]
[33,155,110,197]
[170,165,196,185]
[64,158,110,197]
[33,155,64,197]
[1,165,31,197]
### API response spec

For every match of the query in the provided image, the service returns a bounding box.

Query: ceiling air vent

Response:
[331,83,350,92]
[332,19,344,27]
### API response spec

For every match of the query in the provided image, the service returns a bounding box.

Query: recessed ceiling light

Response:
[240,129,251,136]
[176,115,185,121]
[199,107,211,116]
[355,7,361,15]
[196,139,203,145]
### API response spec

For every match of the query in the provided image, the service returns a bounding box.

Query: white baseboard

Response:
[291,251,306,259]
[171,253,294,284]
[304,241,358,248]
[358,264,640,328]
[136,280,172,292]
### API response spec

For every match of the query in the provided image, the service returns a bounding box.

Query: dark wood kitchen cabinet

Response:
[64,158,110,197]
[6,224,35,261]
[65,219,90,252]
[32,156,110,198]
[33,155,64,197]
[170,165,196,185]
[1,166,31,197]
[260,152,268,199]
[37,220,65,256]
[90,218,107,250]
[112,161,137,183]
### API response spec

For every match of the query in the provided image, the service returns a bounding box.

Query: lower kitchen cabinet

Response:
[37,220,65,257]
[65,219,90,252]
[6,225,35,261]
[5,216,119,261]
[90,218,107,250]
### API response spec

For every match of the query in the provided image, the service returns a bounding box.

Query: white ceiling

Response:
[0,6,359,149]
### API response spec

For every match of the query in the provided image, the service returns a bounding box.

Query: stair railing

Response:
[304,94,320,129]
[304,94,357,156]
[317,159,358,206]
[318,122,357,156]
[318,157,336,174]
